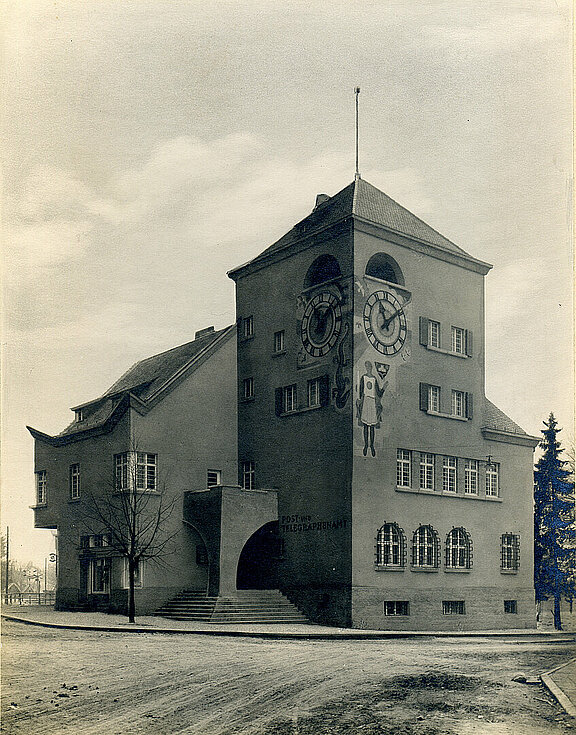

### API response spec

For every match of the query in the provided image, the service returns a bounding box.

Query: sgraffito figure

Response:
[357,361,389,457]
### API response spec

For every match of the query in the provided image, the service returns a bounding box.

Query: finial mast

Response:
[355,86,361,180]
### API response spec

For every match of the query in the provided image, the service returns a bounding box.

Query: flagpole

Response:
[355,87,361,179]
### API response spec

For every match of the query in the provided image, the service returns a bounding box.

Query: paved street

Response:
[3,617,575,735]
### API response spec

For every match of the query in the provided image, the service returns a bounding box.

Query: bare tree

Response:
[82,446,178,622]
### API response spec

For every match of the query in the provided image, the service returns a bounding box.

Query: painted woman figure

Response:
[357,361,389,456]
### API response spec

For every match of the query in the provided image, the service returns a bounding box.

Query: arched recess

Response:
[236,521,282,590]
[304,254,342,289]
[365,253,405,286]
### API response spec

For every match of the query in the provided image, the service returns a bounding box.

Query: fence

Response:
[3,591,56,606]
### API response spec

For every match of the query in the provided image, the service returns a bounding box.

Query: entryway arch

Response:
[236,521,282,590]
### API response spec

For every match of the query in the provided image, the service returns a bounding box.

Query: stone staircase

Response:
[154,589,310,624]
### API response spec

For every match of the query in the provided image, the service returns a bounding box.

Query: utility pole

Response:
[4,526,9,600]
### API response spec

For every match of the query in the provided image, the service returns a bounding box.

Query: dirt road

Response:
[2,620,574,735]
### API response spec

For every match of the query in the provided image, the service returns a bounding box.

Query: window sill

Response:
[426,345,468,359]
[68,498,81,504]
[374,565,405,572]
[271,350,287,358]
[279,404,323,417]
[31,503,48,509]
[410,567,439,573]
[426,410,468,422]
[240,396,255,403]
[500,569,519,574]
[444,568,471,573]
[238,335,254,344]
[395,486,502,502]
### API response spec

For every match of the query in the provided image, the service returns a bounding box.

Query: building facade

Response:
[30,177,539,629]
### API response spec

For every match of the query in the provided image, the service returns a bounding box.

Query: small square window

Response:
[442,600,465,615]
[243,377,254,400]
[242,316,254,338]
[504,600,517,614]
[75,409,84,422]
[207,470,221,487]
[429,320,440,348]
[273,330,285,353]
[384,601,409,616]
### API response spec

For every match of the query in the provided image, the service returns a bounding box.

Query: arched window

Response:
[412,525,440,568]
[376,523,405,567]
[304,254,342,289]
[365,253,404,286]
[446,527,472,569]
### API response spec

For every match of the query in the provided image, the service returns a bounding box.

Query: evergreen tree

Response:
[534,413,575,629]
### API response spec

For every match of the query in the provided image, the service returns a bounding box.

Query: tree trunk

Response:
[128,559,136,623]
[553,594,562,630]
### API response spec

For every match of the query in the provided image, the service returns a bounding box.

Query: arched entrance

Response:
[236,521,282,590]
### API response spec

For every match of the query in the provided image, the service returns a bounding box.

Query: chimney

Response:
[195,326,215,339]
[314,194,330,210]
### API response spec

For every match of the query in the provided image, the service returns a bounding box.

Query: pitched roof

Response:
[483,399,527,435]
[230,177,477,276]
[30,325,235,444]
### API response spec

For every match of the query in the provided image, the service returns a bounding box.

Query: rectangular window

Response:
[419,453,435,490]
[123,558,143,589]
[36,470,47,505]
[504,600,518,614]
[207,469,221,487]
[428,320,440,348]
[396,449,412,487]
[69,464,80,499]
[451,326,465,354]
[115,453,129,490]
[501,534,520,571]
[273,330,285,353]
[282,384,297,413]
[384,601,410,616]
[243,377,254,399]
[464,459,479,494]
[428,385,441,413]
[442,600,465,615]
[242,460,255,490]
[486,463,500,497]
[442,456,457,493]
[242,316,254,338]
[451,390,465,417]
[307,378,321,408]
[136,453,157,490]
[90,558,110,594]
[88,533,111,548]
[75,409,84,422]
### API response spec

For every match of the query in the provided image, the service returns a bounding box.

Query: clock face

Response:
[301,291,342,357]
[363,290,407,355]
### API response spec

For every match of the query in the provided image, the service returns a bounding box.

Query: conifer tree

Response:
[534,413,575,630]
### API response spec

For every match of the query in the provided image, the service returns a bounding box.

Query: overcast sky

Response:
[2,0,573,566]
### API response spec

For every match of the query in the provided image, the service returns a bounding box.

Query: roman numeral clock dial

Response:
[363,290,407,355]
[300,291,342,357]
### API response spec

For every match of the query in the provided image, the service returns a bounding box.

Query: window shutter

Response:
[419,383,429,411]
[465,330,473,356]
[274,387,283,416]
[319,374,331,407]
[465,392,473,419]
[419,317,429,346]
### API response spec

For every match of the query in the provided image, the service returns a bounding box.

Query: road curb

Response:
[540,658,576,718]
[3,614,576,642]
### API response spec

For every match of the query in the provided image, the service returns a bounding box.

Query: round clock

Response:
[363,290,407,355]
[301,291,342,357]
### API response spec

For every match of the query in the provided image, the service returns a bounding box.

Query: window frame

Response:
[464,459,479,495]
[384,601,410,616]
[136,452,157,491]
[442,600,466,615]
[36,470,47,505]
[207,469,221,488]
[282,384,297,414]
[451,389,465,418]
[486,462,500,497]
[90,558,110,594]
[428,385,441,413]
[419,452,435,490]
[412,525,440,569]
[114,452,157,492]
[501,533,520,571]
[307,378,321,408]
[451,326,465,354]
[241,460,255,490]
[69,463,81,499]
[428,320,441,348]
[504,600,518,614]
[273,330,285,353]
[396,449,412,488]
[242,377,254,400]
[376,523,406,568]
[445,527,472,569]
[242,316,254,339]
[442,456,458,493]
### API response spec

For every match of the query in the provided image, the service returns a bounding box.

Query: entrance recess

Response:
[236,521,282,590]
